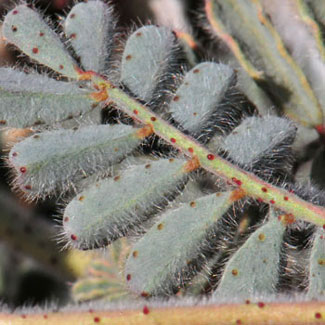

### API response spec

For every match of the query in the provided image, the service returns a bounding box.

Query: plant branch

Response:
[86,74,325,227]
[2,300,324,324]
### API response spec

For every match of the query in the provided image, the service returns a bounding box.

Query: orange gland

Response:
[75,67,98,81]
[90,87,109,102]
[318,259,325,266]
[258,233,266,241]
[230,188,246,202]
[183,155,200,173]
[136,124,154,139]
[278,213,296,226]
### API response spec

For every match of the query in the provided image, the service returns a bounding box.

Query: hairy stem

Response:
[2,300,325,324]
[86,74,325,227]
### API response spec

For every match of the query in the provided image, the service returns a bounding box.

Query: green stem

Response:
[95,80,324,227]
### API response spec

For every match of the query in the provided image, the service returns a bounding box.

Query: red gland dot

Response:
[133,109,138,115]
[20,166,27,173]
[94,316,101,323]
[316,124,325,134]
[143,306,150,315]
[32,47,39,54]
[315,312,322,319]
[232,177,242,186]
[126,274,131,281]
[207,154,215,160]
[257,302,265,308]
[284,196,289,201]
[13,10,18,15]
[188,147,194,153]
[12,152,18,157]
[323,224,325,230]
[39,32,44,36]
[261,187,267,192]
[270,199,275,204]
[170,138,176,143]
[70,234,77,241]
[150,116,156,122]
[59,65,64,70]
[43,314,48,319]
[24,185,32,190]
[257,198,263,203]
